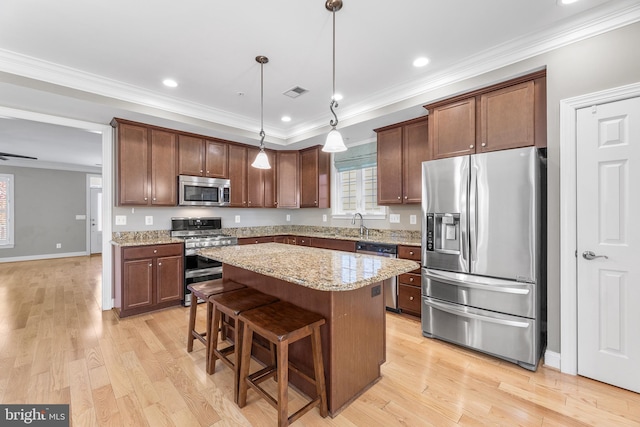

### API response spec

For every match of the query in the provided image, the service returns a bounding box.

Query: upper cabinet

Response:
[113,119,177,206]
[228,144,248,208]
[276,151,299,209]
[247,148,277,208]
[178,135,228,178]
[375,117,430,205]
[425,70,546,160]
[300,146,331,208]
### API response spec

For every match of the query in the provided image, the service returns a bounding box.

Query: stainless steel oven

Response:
[170,217,237,306]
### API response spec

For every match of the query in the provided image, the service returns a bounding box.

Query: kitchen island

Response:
[198,242,419,416]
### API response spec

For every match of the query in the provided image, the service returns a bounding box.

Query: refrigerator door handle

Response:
[424,297,531,328]
[424,269,530,295]
[460,161,469,266]
[469,163,478,264]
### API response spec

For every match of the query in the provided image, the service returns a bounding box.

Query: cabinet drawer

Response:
[398,245,420,261]
[123,243,183,260]
[398,284,421,316]
[238,236,274,245]
[399,273,421,287]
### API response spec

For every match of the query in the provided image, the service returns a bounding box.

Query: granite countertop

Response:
[198,242,420,292]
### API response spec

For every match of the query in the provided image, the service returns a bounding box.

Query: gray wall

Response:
[0,166,88,259]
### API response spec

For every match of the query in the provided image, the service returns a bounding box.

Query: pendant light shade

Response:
[322,0,347,153]
[251,55,272,169]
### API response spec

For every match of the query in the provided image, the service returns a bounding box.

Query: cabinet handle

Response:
[469,145,474,149]
[200,170,203,173]
[153,197,156,201]
[397,196,401,200]
[144,197,148,201]
[409,277,414,282]
[481,143,486,147]
[148,263,152,267]
[409,296,414,301]
[206,170,210,174]
[153,250,157,253]
[158,262,162,266]
[409,251,414,256]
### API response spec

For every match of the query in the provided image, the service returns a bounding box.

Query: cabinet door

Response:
[430,98,476,159]
[205,140,228,178]
[150,129,177,206]
[300,147,319,208]
[228,145,248,207]
[178,135,204,176]
[402,119,429,203]
[376,126,403,204]
[276,151,299,208]
[117,123,149,205]
[398,283,421,317]
[247,147,265,208]
[123,258,153,311]
[156,255,183,303]
[479,81,534,153]
[263,150,277,208]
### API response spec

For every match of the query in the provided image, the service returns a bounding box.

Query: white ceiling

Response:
[0,0,639,170]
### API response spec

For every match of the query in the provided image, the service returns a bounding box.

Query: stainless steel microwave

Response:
[178,175,230,206]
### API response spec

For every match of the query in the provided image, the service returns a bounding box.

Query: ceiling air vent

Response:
[283,86,309,98]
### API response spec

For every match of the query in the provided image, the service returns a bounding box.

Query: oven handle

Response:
[185,266,223,279]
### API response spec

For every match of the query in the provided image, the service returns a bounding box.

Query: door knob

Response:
[582,250,608,260]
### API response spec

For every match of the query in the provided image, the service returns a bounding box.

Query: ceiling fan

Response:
[0,152,37,161]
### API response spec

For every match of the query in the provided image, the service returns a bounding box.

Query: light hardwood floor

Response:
[1,256,639,426]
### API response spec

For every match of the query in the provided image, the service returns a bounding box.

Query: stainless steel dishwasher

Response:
[356,241,399,312]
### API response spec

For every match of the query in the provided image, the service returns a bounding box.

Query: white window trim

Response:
[0,173,14,249]
[330,156,387,220]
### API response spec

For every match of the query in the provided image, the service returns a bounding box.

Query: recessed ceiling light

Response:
[163,79,178,88]
[281,116,292,122]
[413,57,430,67]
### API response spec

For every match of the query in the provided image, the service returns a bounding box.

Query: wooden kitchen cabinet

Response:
[114,243,184,318]
[228,144,248,207]
[397,245,421,317]
[425,70,546,159]
[310,237,356,252]
[276,151,299,208]
[113,119,177,206]
[178,135,229,178]
[238,236,274,245]
[247,147,277,208]
[375,117,430,205]
[300,145,331,208]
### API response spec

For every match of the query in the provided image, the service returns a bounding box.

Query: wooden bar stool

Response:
[207,287,279,401]
[237,300,328,427]
[186,280,245,361]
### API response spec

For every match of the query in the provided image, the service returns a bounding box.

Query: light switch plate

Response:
[76,214,86,220]
[389,214,400,223]
[145,216,153,225]
[410,215,417,225]
[115,215,126,225]
[322,214,327,222]
[235,215,241,223]
[286,214,291,222]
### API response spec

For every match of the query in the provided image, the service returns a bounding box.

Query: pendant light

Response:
[322,0,347,153]
[251,55,272,169]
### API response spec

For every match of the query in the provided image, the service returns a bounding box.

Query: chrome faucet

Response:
[352,213,368,237]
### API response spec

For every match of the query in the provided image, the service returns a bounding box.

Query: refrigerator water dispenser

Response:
[426,213,461,254]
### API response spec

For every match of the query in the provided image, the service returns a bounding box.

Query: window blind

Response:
[333,142,377,172]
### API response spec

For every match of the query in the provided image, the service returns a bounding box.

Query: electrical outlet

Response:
[322,214,327,222]
[235,215,241,223]
[56,243,61,249]
[145,216,153,225]
[75,214,86,220]
[410,215,417,225]
[115,215,126,225]
[389,214,400,223]
[286,214,291,222]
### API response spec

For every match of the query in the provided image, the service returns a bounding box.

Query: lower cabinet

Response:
[114,243,183,318]
[237,236,274,245]
[397,245,422,317]
[310,237,356,252]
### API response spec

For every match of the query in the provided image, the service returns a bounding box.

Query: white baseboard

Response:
[0,251,89,263]
[543,350,561,370]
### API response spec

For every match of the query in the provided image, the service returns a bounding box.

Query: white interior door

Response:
[576,96,640,393]
[90,187,103,254]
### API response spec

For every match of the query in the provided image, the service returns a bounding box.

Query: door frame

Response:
[0,106,114,311]
[559,81,640,375]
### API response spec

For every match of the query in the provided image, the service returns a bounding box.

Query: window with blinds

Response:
[0,174,14,248]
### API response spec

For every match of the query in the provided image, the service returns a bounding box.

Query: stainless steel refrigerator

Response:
[421,147,546,370]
